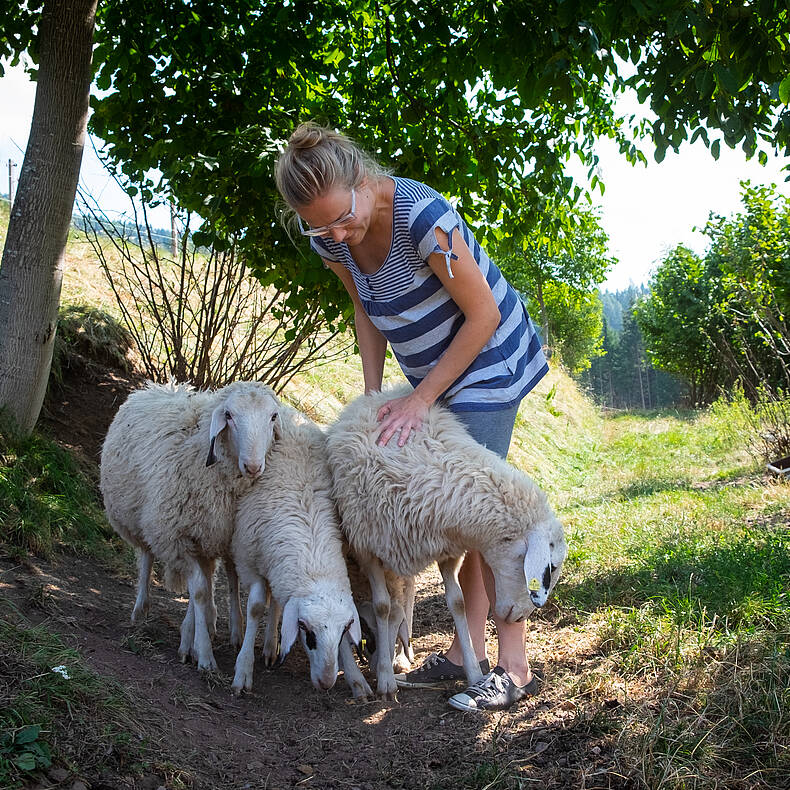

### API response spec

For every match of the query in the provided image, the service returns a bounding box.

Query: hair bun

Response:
[289,122,327,150]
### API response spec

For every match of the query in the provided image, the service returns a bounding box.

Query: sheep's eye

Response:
[299,621,317,650]
[271,412,278,422]
[550,564,558,573]
[549,542,555,550]
[224,410,233,421]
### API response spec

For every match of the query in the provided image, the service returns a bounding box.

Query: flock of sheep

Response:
[100,380,567,701]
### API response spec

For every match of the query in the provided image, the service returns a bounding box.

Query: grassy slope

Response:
[1,205,790,788]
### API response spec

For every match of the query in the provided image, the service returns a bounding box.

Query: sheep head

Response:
[483,516,567,623]
[279,581,361,691]
[205,382,282,478]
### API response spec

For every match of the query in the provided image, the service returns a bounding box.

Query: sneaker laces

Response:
[467,671,508,700]
[415,652,444,673]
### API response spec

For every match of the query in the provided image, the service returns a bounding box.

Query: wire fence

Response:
[1,192,177,248]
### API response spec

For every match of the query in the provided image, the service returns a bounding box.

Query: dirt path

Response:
[1,551,629,790]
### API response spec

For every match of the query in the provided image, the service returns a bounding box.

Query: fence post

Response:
[7,159,17,208]
[170,203,178,256]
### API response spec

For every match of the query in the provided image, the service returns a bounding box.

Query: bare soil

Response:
[5,366,635,790]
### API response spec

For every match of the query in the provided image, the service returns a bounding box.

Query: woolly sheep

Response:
[326,388,567,698]
[100,380,281,671]
[230,407,364,696]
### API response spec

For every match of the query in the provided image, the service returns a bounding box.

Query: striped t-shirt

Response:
[310,176,548,411]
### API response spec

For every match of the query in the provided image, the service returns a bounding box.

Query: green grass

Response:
[0,601,142,789]
[0,414,119,561]
[543,397,790,789]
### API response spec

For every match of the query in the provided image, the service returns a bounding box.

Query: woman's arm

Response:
[375,227,501,447]
[323,258,388,394]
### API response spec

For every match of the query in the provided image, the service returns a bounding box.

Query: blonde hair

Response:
[274,122,391,210]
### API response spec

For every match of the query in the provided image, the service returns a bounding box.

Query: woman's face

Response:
[296,183,371,246]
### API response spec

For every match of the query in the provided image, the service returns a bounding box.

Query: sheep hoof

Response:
[351,681,373,700]
[178,650,190,664]
[197,656,218,672]
[130,604,148,624]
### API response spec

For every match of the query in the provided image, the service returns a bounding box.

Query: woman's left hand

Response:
[375,392,431,447]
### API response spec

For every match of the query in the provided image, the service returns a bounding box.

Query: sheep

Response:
[100,380,282,671]
[230,406,366,697]
[326,387,567,698]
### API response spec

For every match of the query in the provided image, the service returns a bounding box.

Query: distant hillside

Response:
[599,284,649,332]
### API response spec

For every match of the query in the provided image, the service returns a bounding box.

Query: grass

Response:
[542,399,790,789]
[0,600,143,789]
[0,413,121,562]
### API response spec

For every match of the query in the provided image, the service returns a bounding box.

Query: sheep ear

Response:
[350,606,362,646]
[279,597,301,658]
[523,532,552,603]
[205,403,228,467]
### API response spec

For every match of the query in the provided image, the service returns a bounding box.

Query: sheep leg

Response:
[224,556,244,650]
[339,632,373,699]
[178,598,195,663]
[390,603,411,674]
[205,559,218,641]
[187,561,218,671]
[402,574,416,664]
[262,596,282,669]
[232,579,266,694]
[367,559,398,700]
[438,557,483,685]
[131,548,154,624]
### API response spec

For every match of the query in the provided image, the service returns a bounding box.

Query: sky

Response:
[2,61,789,291]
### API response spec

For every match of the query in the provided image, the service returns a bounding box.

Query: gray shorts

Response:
[453,403,521,460]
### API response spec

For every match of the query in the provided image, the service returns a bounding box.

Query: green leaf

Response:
[779,74,790,105]
[14,726,41,746]
[14,753,36,771]
[712,139,721,159]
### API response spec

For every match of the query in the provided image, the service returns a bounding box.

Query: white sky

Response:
[2,61,788,291]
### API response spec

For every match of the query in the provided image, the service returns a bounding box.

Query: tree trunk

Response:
[534,277,549,352]
[0,0,97,433]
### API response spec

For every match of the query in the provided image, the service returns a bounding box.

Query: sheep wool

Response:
[326,387,567,695]
[100,379,281,670]
[231,406,362,696]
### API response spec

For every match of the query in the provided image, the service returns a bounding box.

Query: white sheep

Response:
[230,407,365,697]
[326,388,567,698]
[100,380,281,671]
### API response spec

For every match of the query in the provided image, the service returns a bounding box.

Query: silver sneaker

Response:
[448,667,539,711]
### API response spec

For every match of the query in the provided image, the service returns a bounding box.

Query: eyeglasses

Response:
[297,188,356,237]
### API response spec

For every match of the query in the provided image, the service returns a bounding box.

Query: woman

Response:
[274,122,549,711]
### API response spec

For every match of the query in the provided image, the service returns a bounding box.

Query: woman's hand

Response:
[375,392,432,447]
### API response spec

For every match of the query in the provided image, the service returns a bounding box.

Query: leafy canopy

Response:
[86,1,790,323]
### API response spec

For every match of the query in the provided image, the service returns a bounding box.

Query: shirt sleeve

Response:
[407,196,461,279]
[309,235,341,262]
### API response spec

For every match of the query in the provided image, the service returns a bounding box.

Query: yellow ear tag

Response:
[360,638,367,651]
[529,578,541,591]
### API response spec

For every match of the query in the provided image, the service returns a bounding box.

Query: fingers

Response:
[376,417,421,447]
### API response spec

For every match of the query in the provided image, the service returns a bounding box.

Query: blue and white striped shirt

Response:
[311,177,548,411]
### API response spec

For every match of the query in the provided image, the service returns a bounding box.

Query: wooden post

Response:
[170,203,178,256]
[7,159,17,207]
